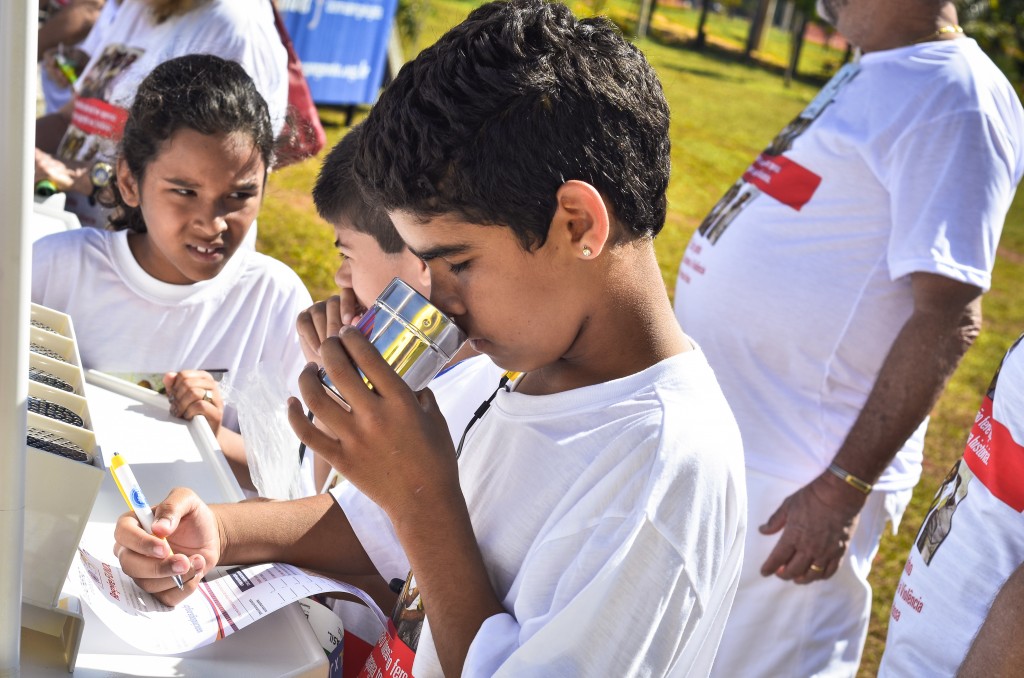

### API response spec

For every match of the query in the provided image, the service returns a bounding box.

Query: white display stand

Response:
[20,371,327,677]
[23,304,103,612]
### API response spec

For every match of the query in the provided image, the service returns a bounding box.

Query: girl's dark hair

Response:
[108,53,274,233]
[354,0,671,250]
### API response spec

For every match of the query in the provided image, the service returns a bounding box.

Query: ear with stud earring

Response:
[582,245,592,257]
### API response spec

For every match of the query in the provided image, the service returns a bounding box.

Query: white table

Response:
[20,371,327,677]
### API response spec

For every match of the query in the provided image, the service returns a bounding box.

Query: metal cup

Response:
[318,277,466,401]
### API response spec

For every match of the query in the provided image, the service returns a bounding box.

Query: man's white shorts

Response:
[710,467,912,678]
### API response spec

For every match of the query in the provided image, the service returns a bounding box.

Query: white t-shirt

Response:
[57,0,288,227]
[31,227,311,435]
[329,353,512,575]
[878,334,1024,676]
[335,349,747,677]
[675,39,1024,491]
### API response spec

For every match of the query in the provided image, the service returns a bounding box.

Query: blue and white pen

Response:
[110,452,185,590]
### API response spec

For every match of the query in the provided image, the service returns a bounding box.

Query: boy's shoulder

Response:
[495,348,736,449]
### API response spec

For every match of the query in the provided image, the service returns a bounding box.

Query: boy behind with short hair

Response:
[308,124,432,326]
[113,3,747,675]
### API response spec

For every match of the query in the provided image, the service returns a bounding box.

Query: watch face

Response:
[90,162,114,189]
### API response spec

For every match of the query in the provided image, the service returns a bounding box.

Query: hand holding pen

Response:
[110,453,185,590]
[111,480,223,606]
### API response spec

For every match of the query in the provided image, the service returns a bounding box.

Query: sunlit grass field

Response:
[258,3,1024,674]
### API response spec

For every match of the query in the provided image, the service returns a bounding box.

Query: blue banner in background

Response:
[278,0,397,106]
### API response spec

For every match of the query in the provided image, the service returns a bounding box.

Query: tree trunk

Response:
[695,0,712,49]
[784,10,808,87]
[636,0,654,39]
[780,0,794,31]
[744,0,772,59]
[643,0,659,37]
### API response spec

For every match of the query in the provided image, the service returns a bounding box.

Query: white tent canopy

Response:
[1,1,37,674]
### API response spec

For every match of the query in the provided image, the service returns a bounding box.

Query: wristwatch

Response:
[88,160,113,206]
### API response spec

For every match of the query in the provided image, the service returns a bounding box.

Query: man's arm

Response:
[760,272,982,581]
[957,561,1024,677]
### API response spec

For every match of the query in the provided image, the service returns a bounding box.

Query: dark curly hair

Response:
[108,53,274,233]
[354,0,671,251]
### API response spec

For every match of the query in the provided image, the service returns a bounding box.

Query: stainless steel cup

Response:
[318,277,466,399]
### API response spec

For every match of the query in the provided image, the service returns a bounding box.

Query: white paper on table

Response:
[70,547,387,654]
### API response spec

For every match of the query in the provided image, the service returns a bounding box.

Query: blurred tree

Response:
[784,0,816,86]
[744,0,772,58]
[396,0,430,47]
[958,0,1024,83]
[695,0,712,48]
[694,0,747,47]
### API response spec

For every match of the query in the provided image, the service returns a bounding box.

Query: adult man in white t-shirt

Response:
[674,0,1024,675]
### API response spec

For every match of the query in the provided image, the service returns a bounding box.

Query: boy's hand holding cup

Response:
[289,278,468,519]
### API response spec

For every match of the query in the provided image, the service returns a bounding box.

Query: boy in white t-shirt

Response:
[112,3,747,675]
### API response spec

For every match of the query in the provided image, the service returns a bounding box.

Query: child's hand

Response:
[113,487,219,606]
[163,370,225,434]
[287,327,460,521]
[296,288,364,363]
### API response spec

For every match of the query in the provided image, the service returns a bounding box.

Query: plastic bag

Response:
[221,365,309,499]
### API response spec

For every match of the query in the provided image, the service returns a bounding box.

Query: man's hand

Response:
[287,327,459,520]
[759,473,868,584]
[296,288,363,363]
[113,487,222,606]
[759,274,983,586]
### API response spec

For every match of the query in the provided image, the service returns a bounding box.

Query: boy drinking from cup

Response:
[113,2,747,674]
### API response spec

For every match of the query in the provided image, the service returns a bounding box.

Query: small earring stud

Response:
[582,245,592,257]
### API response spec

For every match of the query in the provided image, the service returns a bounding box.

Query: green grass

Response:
[255,3,1024,675]
[638,2,850,78]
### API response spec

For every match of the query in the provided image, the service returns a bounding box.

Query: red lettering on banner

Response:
[742,153,821,211]
[963,396,1024,511]
[69,97,128,140]
[354,621,415,678]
